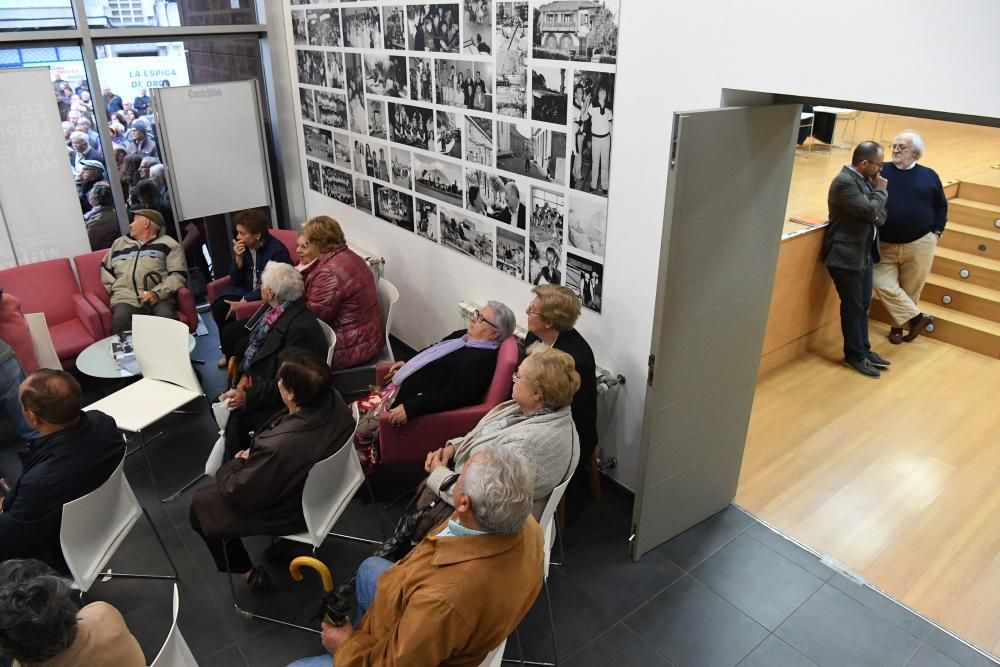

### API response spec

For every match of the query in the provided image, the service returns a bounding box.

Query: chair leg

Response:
[222,541,320,634]
[98,508,178,583]
[363,478,391,540]
[501,628,527,666]
[133,430,165,502]
[161,473,206,503]
[506,579,558,666]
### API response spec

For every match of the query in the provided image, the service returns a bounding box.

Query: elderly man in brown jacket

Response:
[288,446,544,667]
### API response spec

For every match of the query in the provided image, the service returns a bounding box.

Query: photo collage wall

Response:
[290,0,620,313]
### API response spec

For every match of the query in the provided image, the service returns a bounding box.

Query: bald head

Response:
[19,370,82,427]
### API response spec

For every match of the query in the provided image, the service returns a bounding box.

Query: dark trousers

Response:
[111,299,177,334]
[189,502,253,573]
[220,317,253,359]
[827,261,873,363]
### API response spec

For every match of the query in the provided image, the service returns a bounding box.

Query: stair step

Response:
[948,198,1000,231]
[932,247,1000,291]
[938,222,1000,260]
[923,275,1000,323]
[871,300,1000,359]
[958,181,1000,207]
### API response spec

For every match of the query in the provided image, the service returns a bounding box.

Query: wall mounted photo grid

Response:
[289,0,620,313]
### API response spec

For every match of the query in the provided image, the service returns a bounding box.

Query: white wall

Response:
[290,0,1000,490]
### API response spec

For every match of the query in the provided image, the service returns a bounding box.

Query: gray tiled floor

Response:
[5,318,997,667]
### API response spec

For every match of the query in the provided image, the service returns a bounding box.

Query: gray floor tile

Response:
[829,574,935,640]
[655,508,751,571]
[746,523,837,581]
[907,643,962,667]
[563,623,674,667]
[776,585,923,667]
[625,575,768,667]
[738,635,819,667]
[925,627,1000,667]
[693,532,824,630]
[238,622,327,667]
[203,644,250,667]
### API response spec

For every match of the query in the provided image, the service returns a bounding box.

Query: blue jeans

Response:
[0,356,37,441]
[286,557,393,667]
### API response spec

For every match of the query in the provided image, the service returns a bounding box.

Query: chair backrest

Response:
[132,315,201,393]
[479,639,507,667]
[271,229,300,263]
[24,313,63,370]
[316,319,337,366]
[150,584,199,667]
[481,336,520,407]
[60,454,143,592]
[0,258,83,325]
[376,278,399,361]
[73,250,110,306]
[539,474,573,577]
[300,403,362,547]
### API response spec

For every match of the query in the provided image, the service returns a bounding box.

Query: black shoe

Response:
[245,565,271,593]
[846,358,880,378]
[903,314,934,342]
[867,351,891,368]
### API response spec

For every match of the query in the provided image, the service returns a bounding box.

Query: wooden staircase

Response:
[871,180,1000,358]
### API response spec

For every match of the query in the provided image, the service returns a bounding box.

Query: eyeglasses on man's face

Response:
[473,309,498,329]
[890,143,912,151]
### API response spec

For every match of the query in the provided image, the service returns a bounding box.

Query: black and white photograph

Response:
[374,183,415,231]
[367,99,387,139]
[463,0,492,54]
[342,6,382,49]
[435,110,462,158]
[352,137,388,181]
[414,153,464,207]
[466,167,525,229]
[531,66,568,125]
[363,54,408,98]
[388,102,435,151]
[296,50,326,86]
[383,5,407,49]
[565,251,603,313]
[406,4,461,53]
[440,206,493,266]
[345,52,364,96]
[326,51,345,89]
[306,8,341,47]
[316,91,347,129]
[465,115,492,165]
[303,124,334,162]
[354,176,373,213]
[333,131,351,169]
[435,59,493,112]
[496,120,566,184]
[415,198,438,241]
[496,226,526,279]
[390,147,412,189]
[529,186,565,285]
[292,11,308,45]
[567,191,607,256]
[408,56,433,102]
[299,87,315,122]
[322,165,354,205]
[307,159,322,194]
[495,1,528,118]
[570,70,614,196]
[533,0,619,64]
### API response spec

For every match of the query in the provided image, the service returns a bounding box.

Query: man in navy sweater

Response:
[874,131,947,344]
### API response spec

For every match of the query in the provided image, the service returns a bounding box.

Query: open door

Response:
[631,105,800,560]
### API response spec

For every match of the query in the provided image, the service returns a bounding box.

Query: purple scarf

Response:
[240,303,286,372]
[390,334,498,387]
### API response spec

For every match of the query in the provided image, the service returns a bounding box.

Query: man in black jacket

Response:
[823,141,891,378]
[0,371,124,573]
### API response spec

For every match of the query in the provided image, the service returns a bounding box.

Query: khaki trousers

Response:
[873,231,938,326]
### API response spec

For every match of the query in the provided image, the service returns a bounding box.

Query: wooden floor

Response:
[738,113,1000,659]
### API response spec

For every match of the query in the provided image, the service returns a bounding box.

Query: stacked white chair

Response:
[149,584,199,667]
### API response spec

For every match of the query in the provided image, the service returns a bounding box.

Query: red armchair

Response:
[0,258,103,368]
[72,250,199,334]
[376,336,521,466]
[206,229,299,320]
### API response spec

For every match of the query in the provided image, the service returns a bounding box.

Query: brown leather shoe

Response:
[888,327,904,345]
[903,314,934,342]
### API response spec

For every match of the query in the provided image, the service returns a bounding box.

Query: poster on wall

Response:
[289,0,621,315]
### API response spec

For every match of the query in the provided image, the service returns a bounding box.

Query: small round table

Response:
[76,333,197,379]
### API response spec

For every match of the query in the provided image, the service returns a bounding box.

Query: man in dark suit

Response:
[490,182,527,230]
[823,141,891,377]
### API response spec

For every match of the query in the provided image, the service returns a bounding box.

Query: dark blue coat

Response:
[225,232,293,302]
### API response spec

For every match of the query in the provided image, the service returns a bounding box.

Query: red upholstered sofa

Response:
[376,335,521,466]
[206,229,299,321]
[73,250,199,334]
[0,258,102,367]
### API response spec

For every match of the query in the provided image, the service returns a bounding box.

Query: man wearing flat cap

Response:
[76,159,105,214]
[101,209,187,333]
[126,119,158,158]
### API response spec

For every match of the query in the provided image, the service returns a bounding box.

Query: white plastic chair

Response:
[375,278,400,364]
[316,319,337,367]
[84,315,205,502]
[150,584,198,667]
[60,455,178,593]
[481,638,508,667]
[24,312,63,370]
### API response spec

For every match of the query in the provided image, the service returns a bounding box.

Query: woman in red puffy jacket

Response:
[296,216,384,369]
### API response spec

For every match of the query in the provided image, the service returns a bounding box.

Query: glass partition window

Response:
[0,0,76,32]
[87,0,256,29]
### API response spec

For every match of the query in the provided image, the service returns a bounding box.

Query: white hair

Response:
[896,129,925,159]
[69,131,89,144]
[149,164,167,189]
[485,300,516,341]
[261,262,304,303]
[461,446,535,535]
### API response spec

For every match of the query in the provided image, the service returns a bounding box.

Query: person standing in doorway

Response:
[873,130,946,344]
[823,141,891,378]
